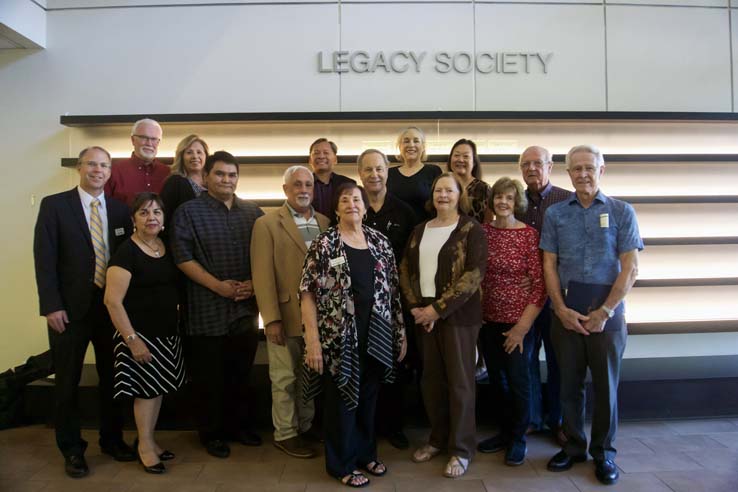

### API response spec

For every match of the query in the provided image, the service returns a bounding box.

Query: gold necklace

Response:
[136,234,161,257]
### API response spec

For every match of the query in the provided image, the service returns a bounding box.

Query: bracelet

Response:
[125,333,138,342]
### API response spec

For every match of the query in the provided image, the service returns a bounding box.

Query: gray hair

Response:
[357,149,389,167]
[283,165,313,185]
[566,144,604,169]
[131,118,162,136]
[518,145,552,166]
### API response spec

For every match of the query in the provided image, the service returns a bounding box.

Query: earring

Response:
[161,225,165,231]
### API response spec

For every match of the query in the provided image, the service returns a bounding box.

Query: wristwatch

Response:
[125,333,138,342]
[600,305,615,319]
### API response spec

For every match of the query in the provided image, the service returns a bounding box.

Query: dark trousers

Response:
[186,316,259,444]
[550,314,626,461]
[323,357,381,479]
[375,310,418,435]
[479,322,533,443]
[529,304,562,431]
[420,317,479,460]
[47,289,123,457]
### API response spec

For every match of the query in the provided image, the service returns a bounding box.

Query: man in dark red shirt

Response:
[105,118,170,206]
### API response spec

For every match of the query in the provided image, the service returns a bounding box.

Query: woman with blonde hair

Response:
[159,134,209,221]
[387,127,442,224]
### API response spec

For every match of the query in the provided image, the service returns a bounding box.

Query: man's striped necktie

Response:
[90,199,107,288]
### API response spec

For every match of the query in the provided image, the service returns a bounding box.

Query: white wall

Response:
[1,1,738,370]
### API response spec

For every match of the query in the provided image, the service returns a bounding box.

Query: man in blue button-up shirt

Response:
[539,145,643,485]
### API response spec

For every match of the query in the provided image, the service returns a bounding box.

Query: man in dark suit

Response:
[33,146,136,478]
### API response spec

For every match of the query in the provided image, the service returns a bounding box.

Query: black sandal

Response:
[340,471,370,488]
[363,460,387,477]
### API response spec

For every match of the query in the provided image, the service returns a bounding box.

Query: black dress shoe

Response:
[64,454,89,478]
[547,450,587,472]
[387,430,410,450]
[299,427,324,444]
[101,440,136,462]
[232,430,262,446]
[595,459,619,485]
[205,439,231,458]
[477,434,507,453]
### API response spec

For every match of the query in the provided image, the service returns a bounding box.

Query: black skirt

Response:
[113,331,186,399]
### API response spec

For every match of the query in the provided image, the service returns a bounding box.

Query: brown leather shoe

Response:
[273,436,316,459]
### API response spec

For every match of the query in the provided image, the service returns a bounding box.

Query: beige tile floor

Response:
[1,419,737,492]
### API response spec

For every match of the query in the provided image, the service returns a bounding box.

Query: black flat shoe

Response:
[595,459,619,485]
[64,454,89,478]
[547,450,587,472]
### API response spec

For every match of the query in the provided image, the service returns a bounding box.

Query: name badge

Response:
[329,256,346,267]
[599,213,609,228]
[114,227,126,236]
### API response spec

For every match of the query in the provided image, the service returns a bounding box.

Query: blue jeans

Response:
[479,322,534,442]
[529,303,562,431]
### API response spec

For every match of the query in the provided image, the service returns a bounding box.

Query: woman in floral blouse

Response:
[476,177,546,467]
[300,182,407,488]
[446,138,492,224]
[400,172,487,479]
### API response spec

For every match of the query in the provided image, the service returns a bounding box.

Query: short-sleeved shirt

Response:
[172,193,264,336]
[312,172,355,219]
[387,164,442,225]
[364,193,417,262]
[108,238,179,338]
[539,190,644,289]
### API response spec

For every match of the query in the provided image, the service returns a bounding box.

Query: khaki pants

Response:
[267,335,315,441]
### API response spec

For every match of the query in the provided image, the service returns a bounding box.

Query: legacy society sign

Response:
[318,50,553,74]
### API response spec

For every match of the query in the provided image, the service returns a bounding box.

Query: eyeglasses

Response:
[133,135,161,144]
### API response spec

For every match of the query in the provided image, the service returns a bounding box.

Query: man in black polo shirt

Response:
[172,151,264,458]
[308,138,355,219]
[358,148,417,449]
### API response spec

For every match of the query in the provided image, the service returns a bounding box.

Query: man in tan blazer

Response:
[251,165,330,458]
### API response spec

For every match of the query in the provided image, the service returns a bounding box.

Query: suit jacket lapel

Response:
[66,188,93,250]
[279,204,308,254]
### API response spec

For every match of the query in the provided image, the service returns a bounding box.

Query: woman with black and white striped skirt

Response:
[104,192,186,474]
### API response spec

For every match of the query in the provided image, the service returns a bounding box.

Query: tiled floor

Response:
[1,419,737,492]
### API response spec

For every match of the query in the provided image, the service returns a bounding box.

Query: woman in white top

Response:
[399,173,488,479]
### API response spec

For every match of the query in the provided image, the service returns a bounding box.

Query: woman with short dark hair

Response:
[104,192,185,475]
[301,182,407,488]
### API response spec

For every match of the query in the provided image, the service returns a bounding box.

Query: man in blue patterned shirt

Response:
[540,145,643,485]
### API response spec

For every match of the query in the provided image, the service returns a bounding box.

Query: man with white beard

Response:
[251,166,330,458]
[105,118,169,206]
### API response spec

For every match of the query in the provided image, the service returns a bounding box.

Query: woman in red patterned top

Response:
[477,177,547,467]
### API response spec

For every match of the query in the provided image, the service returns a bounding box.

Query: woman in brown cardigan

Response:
[400,172,488,478]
